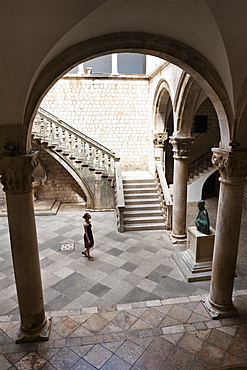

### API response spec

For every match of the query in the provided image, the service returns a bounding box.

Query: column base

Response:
[201,297,238,320]
[16,316,52,343]
[169,233,187,244]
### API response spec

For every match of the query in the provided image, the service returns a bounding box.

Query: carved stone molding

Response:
[212,148,247,184]
[153,132,168,147]
[169,136,194,159]
[0,152,39,194]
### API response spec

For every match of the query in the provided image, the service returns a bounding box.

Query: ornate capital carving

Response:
[212,148,247,184]
[0,152,39,194]
[153,132,168,147]
[169,136,194,159]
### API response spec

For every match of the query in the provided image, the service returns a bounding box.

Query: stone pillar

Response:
[78,63,85,75]
[111,53,119,76]
[203,148,247,318]
[0,152,51,342]
[169,136,194,242]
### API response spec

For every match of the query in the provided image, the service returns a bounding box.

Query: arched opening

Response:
[23,33,232,155]
[10,33,237,313]
[202,171,220,200]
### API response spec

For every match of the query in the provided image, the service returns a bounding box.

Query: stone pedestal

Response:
[173,226,215,282]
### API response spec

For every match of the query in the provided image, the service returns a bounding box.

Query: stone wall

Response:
[190,98,220,163]
[41,76,152,171]
[34,147,86,203]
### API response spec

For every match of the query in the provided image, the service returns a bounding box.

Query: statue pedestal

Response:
[173,226,215,282]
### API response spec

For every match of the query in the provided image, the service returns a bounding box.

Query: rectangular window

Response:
[194,115,208,133]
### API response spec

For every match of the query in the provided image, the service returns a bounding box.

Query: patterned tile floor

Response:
[0,198,247,369]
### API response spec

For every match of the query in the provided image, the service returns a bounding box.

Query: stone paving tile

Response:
[0,296,247,369]
[83,344,112,368]
[0,202,247,369]
[1,200,247,317]
[115,340,144,365]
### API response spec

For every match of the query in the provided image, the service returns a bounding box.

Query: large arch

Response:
[22,32,233,154]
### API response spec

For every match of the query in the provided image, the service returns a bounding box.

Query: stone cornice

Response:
[169,136,194,159]
[0,152,38,194]
[212,148,247,184]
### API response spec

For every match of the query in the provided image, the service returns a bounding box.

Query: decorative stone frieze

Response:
[212,148,247,184]
[169,136,194,159]
[153,132,168,147]
[0,152,38,194]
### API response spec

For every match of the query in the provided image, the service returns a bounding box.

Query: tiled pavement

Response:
[0,198,247,369]
[0,295,247,369]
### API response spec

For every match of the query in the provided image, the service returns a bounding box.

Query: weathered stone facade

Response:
[41,76,152,171]
[191,98,220,163]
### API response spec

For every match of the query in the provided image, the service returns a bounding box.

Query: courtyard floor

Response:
[0,197,246,369]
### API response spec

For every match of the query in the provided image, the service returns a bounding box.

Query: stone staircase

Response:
[32,108,117,209]
[188,151,213,183]
[122,172,166,231]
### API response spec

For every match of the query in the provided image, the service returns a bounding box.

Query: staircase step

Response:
[123,182,156,188]
[123,179,155,184]
[124,193,159,199]
[124,204,161,211]
[124,223,166,231]
[125,198,160,205]
[123,187,157,194]
[124,216,164,224]
[124,210,162,216]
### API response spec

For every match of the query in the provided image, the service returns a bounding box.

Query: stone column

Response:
[111,53,119,76]
[0,152,51,342]
[203,148,247,318]
[78,63,85,75]
[169,136,194,242]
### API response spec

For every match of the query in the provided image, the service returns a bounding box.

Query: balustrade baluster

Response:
[69,134,76,160]
[94,149,102,173]
[88,144,95,171]
[41,117,48,143]
[32,115,40,137]
[62,131,70,156]
[55,126,63,152]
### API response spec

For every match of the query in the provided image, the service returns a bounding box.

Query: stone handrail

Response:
[114,160,125,232]
[155,161,172,230]
[33,107,116,176]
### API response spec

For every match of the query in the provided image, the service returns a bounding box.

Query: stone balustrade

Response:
[33,108,116,177]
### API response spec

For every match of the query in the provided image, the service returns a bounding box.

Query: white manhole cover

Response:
[60,243,75,251]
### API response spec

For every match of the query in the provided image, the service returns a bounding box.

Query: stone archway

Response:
[22,32,233,155]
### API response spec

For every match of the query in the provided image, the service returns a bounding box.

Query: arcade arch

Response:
[1,32,246,341]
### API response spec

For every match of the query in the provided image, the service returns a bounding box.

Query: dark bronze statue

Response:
[195,200,210,235]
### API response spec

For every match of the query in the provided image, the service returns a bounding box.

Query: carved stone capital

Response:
[169,136,194,159]
[212,148,247,184]
[0,152,39,194]
[153,132,168,147]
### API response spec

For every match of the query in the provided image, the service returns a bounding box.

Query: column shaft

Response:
[203,148,247,318]
[169,136,194,242]
[210,180,244,307]
[7,191,46,330]
[0,153,51,342]
[172,157,188,237]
